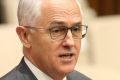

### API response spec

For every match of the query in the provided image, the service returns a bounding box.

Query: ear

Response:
[16,26,31,48]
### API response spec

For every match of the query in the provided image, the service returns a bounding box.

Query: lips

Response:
[58,53,75,58]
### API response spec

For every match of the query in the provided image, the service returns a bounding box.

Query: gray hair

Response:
[17,0,42,26]
[17,0,82,26]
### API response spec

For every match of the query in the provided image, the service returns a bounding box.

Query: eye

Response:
[72,26,81,32]
[50,27,61,33]
[49,26,67,37]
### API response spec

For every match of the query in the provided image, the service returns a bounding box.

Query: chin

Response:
[59,65,75,75]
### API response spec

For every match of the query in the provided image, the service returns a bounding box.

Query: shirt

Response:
[24,57,67,80]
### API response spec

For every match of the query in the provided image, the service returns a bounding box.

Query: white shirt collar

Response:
[24,57,67,80]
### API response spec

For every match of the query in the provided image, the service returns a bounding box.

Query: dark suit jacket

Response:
[0,58,91,80]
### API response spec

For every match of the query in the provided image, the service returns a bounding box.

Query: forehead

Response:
[43,0,79,9]
[42,0,81,15]
[37,0,82,26]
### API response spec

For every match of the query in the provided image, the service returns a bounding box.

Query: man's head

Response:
[16,0,84,79]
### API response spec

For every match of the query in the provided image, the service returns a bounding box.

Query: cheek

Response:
[31,39,57,66]
[36,38,58,58]
[75,40,81,52]
[78,43,81,52]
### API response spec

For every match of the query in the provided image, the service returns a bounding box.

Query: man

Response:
[0,0,91,80]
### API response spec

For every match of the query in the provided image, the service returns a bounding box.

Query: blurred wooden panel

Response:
[87,0,120,16]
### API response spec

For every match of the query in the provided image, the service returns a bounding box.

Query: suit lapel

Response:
[17,58,37,80]
[67,71,91,80]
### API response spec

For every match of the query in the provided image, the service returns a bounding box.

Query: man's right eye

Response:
[51,27,61,33]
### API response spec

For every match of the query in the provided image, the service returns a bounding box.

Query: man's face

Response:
[29,0,82,77]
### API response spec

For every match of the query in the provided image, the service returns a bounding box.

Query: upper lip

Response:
[58,52,75,57]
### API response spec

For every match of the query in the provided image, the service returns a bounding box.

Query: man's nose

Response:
[62,30,75,47]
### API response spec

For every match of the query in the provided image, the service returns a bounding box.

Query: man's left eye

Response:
[72,26,81,32]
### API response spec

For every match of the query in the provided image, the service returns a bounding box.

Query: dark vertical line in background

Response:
[0,0,6,24]
[115,0,120,14]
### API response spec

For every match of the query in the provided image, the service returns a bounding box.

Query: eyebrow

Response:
[50,21,66,26]
[49,21,82,27]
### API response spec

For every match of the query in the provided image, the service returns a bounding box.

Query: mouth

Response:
[58,53,75,62]
[59,53,74,58]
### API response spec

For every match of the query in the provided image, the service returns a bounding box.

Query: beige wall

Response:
[86,15,120,80]
[0,24,23,77]
[88,15,120,69]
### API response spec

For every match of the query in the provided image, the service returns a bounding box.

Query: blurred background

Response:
[0,0,120,79]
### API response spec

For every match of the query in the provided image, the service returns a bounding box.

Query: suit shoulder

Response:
[0,66,24,80]
[67,70,92,80]
[0,58,37,80]
[0,67,17,80]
